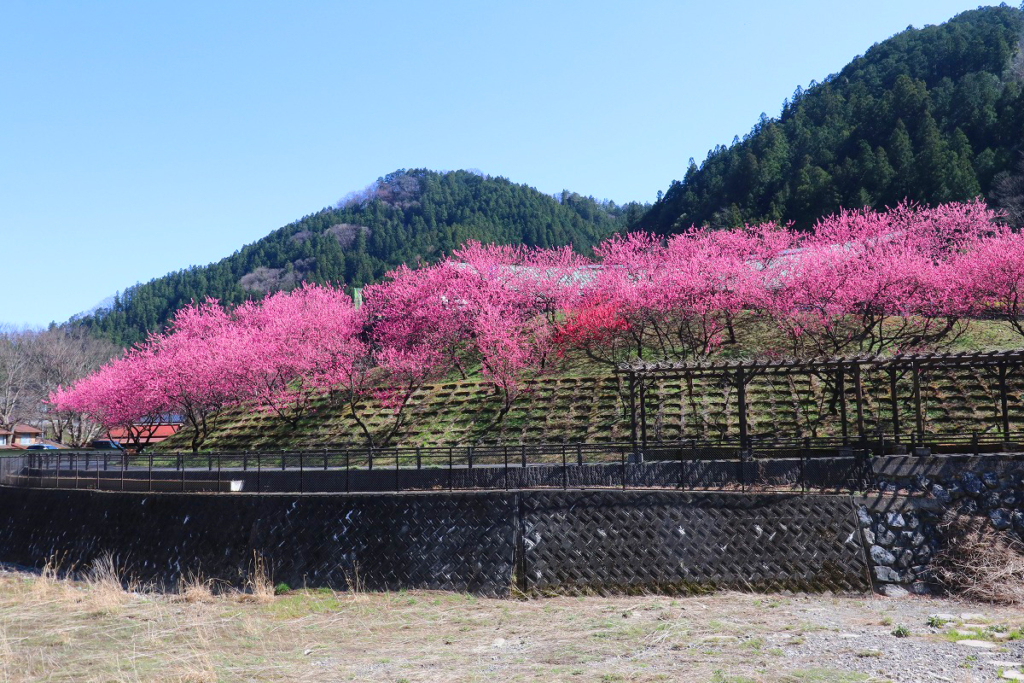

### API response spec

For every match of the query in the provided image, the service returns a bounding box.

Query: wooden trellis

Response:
[618,350,1024,450]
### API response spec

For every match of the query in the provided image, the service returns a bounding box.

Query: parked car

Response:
[89,439,124,451]
[26,443,59,450]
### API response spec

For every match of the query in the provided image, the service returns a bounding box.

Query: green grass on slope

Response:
[156,322,1024,451]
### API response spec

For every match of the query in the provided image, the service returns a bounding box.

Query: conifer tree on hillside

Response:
[638,5,1024,234]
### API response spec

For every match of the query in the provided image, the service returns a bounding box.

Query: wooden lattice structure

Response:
[617,350,1024,449]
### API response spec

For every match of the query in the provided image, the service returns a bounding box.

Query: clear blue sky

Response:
[0,0,1007,328]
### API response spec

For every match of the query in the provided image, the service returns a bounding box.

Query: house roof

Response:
[107,424,181,443]
[0,428,10,436]
[12,424,42,435]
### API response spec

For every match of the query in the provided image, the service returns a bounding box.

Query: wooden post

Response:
[913,361,924,438]
[837,363,848,445]
[628,373,637,451]
[853,363,865,445]
[736,368,748,452]
[639,377,648,451]
[999,362,1011,442]
[889,368,900,443]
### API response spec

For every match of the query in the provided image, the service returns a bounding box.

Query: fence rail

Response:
[3,431,1020,495]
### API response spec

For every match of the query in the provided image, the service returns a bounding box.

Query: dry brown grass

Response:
[934,512,1024,605]
[239,552,275,604]
[1,565,1022,682]
[82,553,137,614]
[175,572,216,604]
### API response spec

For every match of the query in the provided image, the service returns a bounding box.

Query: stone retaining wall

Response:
[0,487,871,596]
[857,454,1024,595]
[1,453,1021,598]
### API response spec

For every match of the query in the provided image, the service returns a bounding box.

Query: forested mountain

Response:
[76,6,1024,346]
[638,4,1024,233]
[77,169,638,346]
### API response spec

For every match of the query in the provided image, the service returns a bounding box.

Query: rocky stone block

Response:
[880,584,909,597]
[886,512,907,528]
[873,566,901,583]
[990,508,1012,530]
[962,473,985,496]
[870,545,896,565]
[931,484,952,504]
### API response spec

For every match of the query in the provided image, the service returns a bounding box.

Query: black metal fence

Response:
[0,437,878,495]
[3,430,1019,496]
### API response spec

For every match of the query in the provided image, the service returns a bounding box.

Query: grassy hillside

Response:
[639,5,1024,233]
[158,321,1024,452]
[77,169,640,346]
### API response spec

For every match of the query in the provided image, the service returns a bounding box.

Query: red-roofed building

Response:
[106,423,181,447]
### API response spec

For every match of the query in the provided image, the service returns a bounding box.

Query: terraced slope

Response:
[157,368,1024,451]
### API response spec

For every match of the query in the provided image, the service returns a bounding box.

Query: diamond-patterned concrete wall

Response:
[0,488,517,596]
[520,491,871,594]
[0,487,871,596]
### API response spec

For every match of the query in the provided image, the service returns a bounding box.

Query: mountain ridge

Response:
[76,169,640,346]
[75,5,1024,346]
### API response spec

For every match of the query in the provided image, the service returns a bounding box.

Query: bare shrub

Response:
[933,512,1024,605]
[176,572,216,604]
[31,552,77,601]
[240,553,275,603]
[344,560,364,594]
[239,266,290,293]
[83,552,137,613]
[326,223,370,249]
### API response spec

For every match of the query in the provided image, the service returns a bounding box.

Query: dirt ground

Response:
[0,567,1022,683]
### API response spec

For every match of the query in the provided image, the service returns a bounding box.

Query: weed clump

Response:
[933,512,1024,605]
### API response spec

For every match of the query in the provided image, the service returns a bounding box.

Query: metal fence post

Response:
[298,451,303,495]
[800,451,806,494]
[739,449,745,494]
[281,449,286,471]
[804,437,811,492]
[678,443,683,490]
[504,445,509,491]
[256,451,261,493]
[344,449,350,494]
[416,447,422,470]
[621,447,627,490]
[395,447,400,492]
[180,452,185,492]
[148,451,153,492]
[562,443,567,490]
[323,448,328,471]
[120,451,125,491]
[448,446,454,491]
